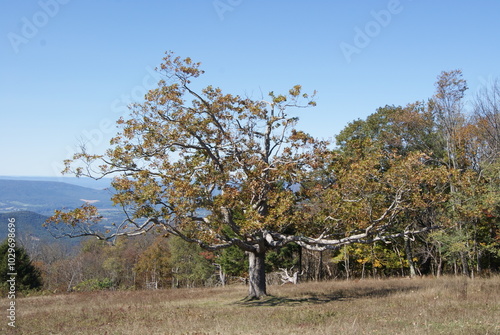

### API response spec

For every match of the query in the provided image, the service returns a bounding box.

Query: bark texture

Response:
[247,250,267,299]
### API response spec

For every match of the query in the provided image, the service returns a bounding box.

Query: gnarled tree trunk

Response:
[247,250,267,299]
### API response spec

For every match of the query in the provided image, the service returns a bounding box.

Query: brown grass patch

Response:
[1,276,499,334]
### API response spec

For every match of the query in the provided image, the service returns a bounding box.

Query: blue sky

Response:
[1,0,499,177]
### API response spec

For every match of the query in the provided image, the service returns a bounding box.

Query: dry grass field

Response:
[2,276,499,334]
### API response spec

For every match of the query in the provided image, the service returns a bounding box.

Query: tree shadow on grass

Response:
[235,285,422,307]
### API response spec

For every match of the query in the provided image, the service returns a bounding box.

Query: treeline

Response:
[329,70,500,279]
[15,233,423,291]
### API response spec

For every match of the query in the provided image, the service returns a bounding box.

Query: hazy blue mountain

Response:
[0,211,82,247]
[1,211,52,242]
[0,176,112,190]
[0,179,116,215]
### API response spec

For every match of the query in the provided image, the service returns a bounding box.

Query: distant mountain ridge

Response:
[0,211,52,243]
[0,176,112,189]
[0,179,115,216]
[0,211,83,247]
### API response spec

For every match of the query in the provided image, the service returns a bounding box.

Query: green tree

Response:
[0,239,42,292]
[47,52,443,298]
[265,243,300,272]
[169,236,214,288]
[216,245,247,278]
[336,104,444,159]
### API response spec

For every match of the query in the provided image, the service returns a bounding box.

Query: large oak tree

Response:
[47,52,443,298]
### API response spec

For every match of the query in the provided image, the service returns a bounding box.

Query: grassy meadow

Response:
[2,276,499,334]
